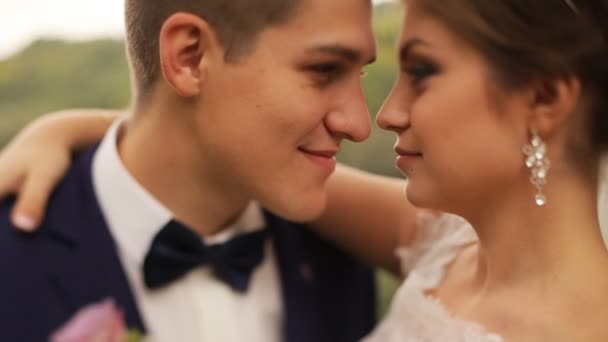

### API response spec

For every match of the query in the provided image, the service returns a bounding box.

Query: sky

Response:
[0,0,124,59]
[0,0,392,60]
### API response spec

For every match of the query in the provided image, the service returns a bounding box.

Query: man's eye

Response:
[308,63,343,85]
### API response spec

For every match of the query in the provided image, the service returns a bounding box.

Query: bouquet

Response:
[50,299,142,342]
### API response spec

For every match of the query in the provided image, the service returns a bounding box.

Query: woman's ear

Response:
[526,76,581,138]
[158,13,222,97]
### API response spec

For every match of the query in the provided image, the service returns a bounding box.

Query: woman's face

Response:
[377,2,531,214]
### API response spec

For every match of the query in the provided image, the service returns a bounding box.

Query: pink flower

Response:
[50,298,127,342]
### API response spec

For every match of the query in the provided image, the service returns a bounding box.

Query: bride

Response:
[2,0,608,340]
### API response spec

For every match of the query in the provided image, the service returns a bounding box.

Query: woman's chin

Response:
[405,185,424,207]
[405,184,437,209]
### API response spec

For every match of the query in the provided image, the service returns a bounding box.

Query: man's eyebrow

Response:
[399,38,429,61]
[306,44,377,65]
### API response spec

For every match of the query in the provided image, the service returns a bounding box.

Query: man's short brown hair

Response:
[125,0,303,94]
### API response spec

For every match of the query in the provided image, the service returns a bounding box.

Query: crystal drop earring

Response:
[522,130,550,206]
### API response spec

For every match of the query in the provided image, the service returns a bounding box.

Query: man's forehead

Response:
[282,0,372,27]
[252,0,375,63]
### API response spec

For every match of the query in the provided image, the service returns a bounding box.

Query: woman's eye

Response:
[403,62,437,87]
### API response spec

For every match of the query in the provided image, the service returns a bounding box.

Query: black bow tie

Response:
[143,220,268,292]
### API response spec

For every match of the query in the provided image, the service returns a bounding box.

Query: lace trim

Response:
[364,213,502,342]
[366,285,503,342]
[397,212,477,290]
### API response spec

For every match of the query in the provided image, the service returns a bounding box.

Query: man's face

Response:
[195,0,376,222]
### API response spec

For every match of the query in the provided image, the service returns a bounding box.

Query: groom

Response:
[0,0,378,341]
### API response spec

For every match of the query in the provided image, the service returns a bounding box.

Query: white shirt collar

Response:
[92,119,266,268]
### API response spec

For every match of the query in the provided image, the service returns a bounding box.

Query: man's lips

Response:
[299,148,338,158]
[299,147,338,172]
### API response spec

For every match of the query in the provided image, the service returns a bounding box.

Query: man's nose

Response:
[324,84,371,142]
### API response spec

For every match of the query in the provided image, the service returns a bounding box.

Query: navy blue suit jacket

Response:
[0,147,376,341]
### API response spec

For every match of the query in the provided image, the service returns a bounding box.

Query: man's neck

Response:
[117,102,250,236]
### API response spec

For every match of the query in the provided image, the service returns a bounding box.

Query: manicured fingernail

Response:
[13,214,36,231]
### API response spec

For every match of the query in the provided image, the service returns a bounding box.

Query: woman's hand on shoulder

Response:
[0,109,118,231]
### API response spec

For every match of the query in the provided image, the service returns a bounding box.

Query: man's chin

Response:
[265,196,327,223]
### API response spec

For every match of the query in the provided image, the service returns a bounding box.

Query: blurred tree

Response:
[340,2,403,178]
[0,39,131,146]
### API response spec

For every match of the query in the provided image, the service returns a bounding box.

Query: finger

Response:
[0,147,27,201]
[0,164,20,202]
[11,169,61,232]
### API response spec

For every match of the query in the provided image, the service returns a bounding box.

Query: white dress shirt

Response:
[91,120,283,342]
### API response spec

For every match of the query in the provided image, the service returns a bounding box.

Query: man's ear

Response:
[158,13,222,97]
[525,76,581,138]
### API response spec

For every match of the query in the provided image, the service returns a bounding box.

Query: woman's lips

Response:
[395,147,422,171]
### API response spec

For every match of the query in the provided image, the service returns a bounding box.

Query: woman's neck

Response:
[464,169,608,294]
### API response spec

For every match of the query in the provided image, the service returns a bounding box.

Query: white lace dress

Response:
[363,213,504,342]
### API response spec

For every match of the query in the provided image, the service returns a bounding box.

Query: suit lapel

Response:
[40,148,146,333]
[265,211,328,342]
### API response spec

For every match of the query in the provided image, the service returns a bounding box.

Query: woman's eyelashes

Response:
[402,58,439,91]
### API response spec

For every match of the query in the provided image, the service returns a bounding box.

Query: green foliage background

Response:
[0,39,131,146]
[0,2,403,316]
